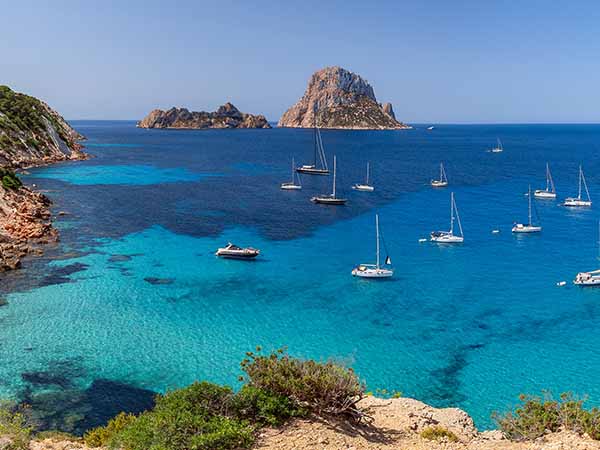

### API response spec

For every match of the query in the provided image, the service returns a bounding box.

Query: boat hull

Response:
[512,224,542,233]
[574,271,600,286]
[311,196,347,205]
[534,190,556,199]
[352,184,374,192]
[215,251,259,259]
[280,183,302,190]
[296,167,329,175]
[430,181,448,188]
[352,267,393,278]
[564,198,592,207]
[430,232,463,243]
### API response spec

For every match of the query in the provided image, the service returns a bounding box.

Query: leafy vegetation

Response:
[0,167,22,190]
[494,392,600,441]
[420,425,459,442]
[0,402,33,450]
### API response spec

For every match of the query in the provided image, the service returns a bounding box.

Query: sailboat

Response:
[512,186,542,233]
[352,214,393,278]
[490,138,503,153]
[430,162,448,187]
[281,158,302,190]
[352,162,374,192]
[296,125,329,175]
[574,221,600,286]
[430,192,464,243]
[564,165,592,207]
[311,155,347,205]
[534,163,556,199]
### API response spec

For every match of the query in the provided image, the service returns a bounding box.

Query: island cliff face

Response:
[138,102,271,129]
[0,86,85,272]
[278,66,411,130]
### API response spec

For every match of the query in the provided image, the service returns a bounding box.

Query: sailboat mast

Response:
[528,185,532,225]
[450,192,455,234]
[366,162,370,185]
[546,163,550,192]
[579,165,583,200]
[376,214,380,269]
[332,156,337,197]
[440,163,444,182]
[291,158,295,182]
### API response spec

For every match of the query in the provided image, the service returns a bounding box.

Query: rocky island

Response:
[278,66,411,130]
[137,102,271,129]
[0,85,85,271]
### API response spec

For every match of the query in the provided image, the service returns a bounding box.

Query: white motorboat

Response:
[215,243,260,259]
[311,155,347,205]
[297,125,329,175]
[512,186,542,233]
[427,126,435,130]
[281,158,302,190]
[430,162,448,187]
[431,192,464,243]
[534,163,556,199]
[490,138,503,153]
[352,162,374,192]
[574,270,600,286]
[564,165,592,207]
[352,214,393,278]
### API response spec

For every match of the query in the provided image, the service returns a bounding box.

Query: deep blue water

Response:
[2,120,600,432]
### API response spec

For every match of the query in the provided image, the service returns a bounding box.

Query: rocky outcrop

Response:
[278,66,411,130]
[0,86,85,272]
[137,102,271,129]
[0,86,86,168]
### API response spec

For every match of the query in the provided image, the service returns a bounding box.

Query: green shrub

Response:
[84,412,136,447]
[240,348,366,421]
[420,426,459,442]
[494,392,600,441]
[0,168,22,190]
[0,402,32,450]
[232,385,305,426]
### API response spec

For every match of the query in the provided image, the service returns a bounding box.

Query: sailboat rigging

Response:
[431,162,448,187]
[281,158,302,190]
[311,155,347,205]
[352,162,374,192]
[564,165,592,207]
[296,124,329,175]
[430,192,464,243]
[534,163,556,199]
[352,214,393,278]
[490,138,503,153]
[512,185,542,233]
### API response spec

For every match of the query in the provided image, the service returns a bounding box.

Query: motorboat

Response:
[215,243,260,259]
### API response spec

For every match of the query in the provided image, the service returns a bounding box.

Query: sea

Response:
[1,121,600,433]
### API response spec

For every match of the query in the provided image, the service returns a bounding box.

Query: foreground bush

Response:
[0,402,32,450]
[241,348,366,421]
[494,392,600,441]
[420,425,458,442]
[0,168,22,190]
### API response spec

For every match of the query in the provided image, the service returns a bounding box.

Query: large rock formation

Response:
[137,102,271,129]
[0,86,85,271]
[278,66,411,130]
[0,86,86,168]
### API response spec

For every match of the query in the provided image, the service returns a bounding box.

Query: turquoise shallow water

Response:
[3,121,600,432]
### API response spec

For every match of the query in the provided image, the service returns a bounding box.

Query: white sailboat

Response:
[512,186,542,233]
[431,192,464,243]
[281,158,302,190]
[352,214,393,278]
[430,162,448,187]
[490,138,503,153]
[564,165,592,207]
[534,163,556,199]
[311,155,347,205]
[297,125,329,175]
[574,221,600,286]
[352,162,374,192]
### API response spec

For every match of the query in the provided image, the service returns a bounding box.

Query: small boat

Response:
[564,165,592,207]
[557,281,567,287]
[281,158,302,190]
[492,229,500,234]
[534,163,556,199]
[352,162,374,192]
[431,192,464,243]
[311,155,347,205]
[352,214,393,278]
[296,125,329,175]
[430,162,448,187]
[427,126,435,131]
[489,138,503,153]
[573,221,600,286]
[215,243,260,259]
[512,186,542,233]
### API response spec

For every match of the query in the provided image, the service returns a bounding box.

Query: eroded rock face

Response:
[137,102,271,129]
[278,66,410,130]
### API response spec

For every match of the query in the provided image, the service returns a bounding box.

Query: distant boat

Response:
[512,185,542,233]
[490,138,503,153]
[311,155,347,205]
[534,163,556,199]
[427,126,435,130]
[430,162,448,187]
[297,125,329,175]
[564,165,592,207]
[431,192,464,243]
[352,214,393,278]
[574,221,600,286]
[215,243,260,259]
[352,162,374,192]
[281,158,302,190]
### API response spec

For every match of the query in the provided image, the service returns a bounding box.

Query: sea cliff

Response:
[0,85,85,272]
[278,66,411,130]
[137,102,271,129]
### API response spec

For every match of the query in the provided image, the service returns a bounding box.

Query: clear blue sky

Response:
[2,0,599,123]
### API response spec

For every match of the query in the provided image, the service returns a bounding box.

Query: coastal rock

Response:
[278,66,411,130]
[137,102,271,129]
